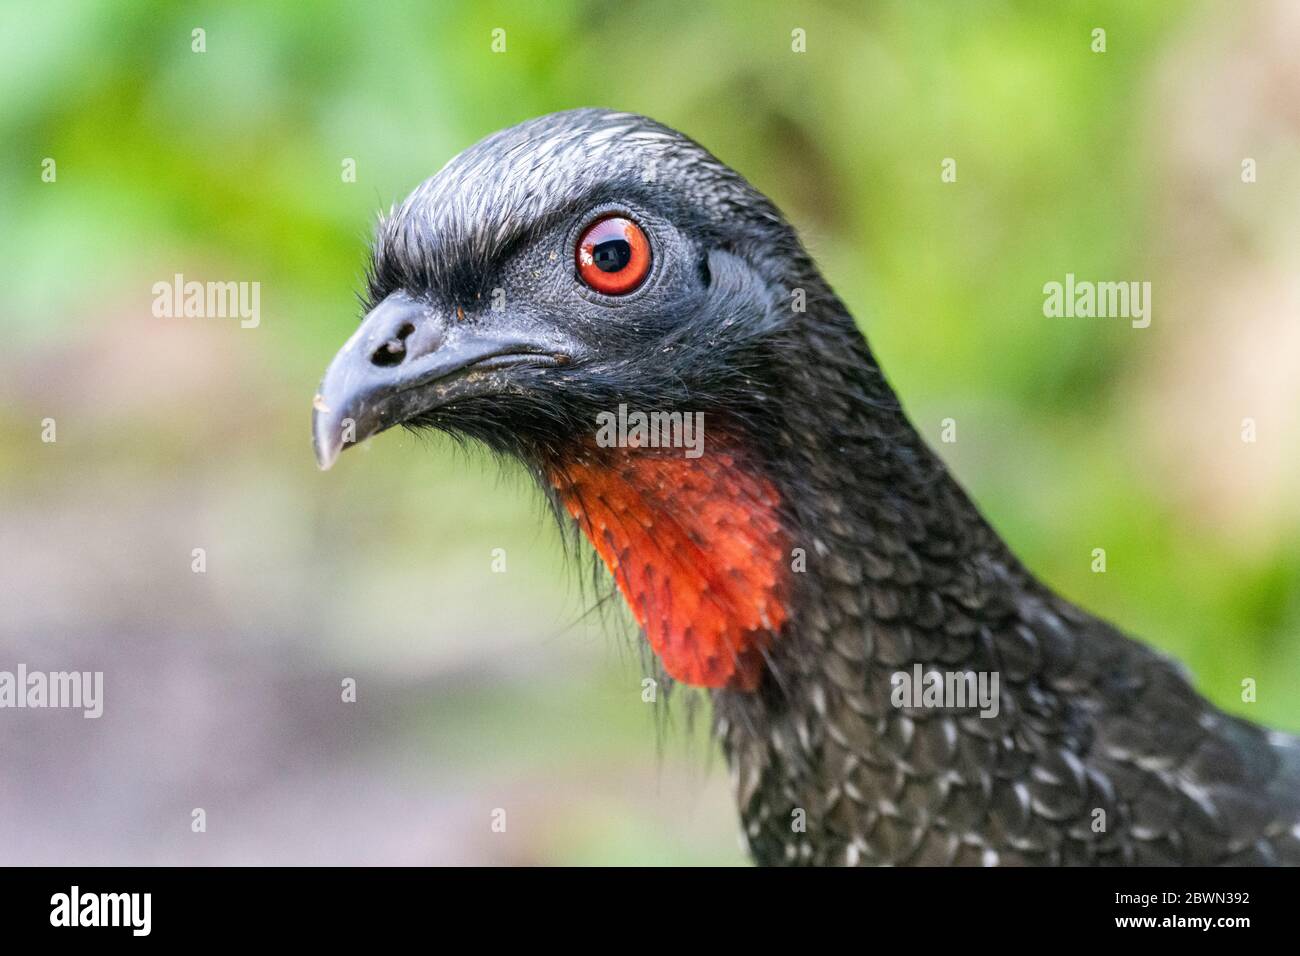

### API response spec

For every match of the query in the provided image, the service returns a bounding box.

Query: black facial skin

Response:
[399,215,780,464]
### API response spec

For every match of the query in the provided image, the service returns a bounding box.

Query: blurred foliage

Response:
[1,0,1297,864]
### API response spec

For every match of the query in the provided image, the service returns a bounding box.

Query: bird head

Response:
[312,109,893,691]
[312,108,840,469]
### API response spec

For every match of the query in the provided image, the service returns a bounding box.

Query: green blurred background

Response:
[1,0,1297,864]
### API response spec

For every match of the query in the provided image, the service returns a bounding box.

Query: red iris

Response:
[576,216,651,295]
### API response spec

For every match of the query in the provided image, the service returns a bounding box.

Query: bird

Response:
[311,108,1300,866]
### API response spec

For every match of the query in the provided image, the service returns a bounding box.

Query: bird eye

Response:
[576,216,651,295]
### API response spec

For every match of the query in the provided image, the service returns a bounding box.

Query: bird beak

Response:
[311,291,571,470]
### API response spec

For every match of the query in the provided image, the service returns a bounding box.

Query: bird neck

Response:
[544,296,1022,696]
[751,299,1026,676]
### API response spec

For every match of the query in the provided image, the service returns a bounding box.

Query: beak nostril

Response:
[370,322,416,367]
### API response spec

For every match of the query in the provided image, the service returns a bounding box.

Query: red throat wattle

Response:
[548,444,789,691]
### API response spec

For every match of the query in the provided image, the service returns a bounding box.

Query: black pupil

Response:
[592,238,631,272]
